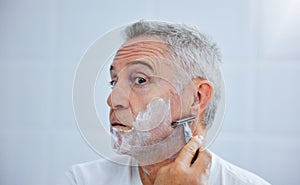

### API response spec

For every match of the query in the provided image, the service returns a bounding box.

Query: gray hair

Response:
[123,21,222,129]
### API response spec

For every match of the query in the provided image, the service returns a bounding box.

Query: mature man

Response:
[61,21,270,185]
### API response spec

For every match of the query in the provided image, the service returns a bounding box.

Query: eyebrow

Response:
[109,60,154,77]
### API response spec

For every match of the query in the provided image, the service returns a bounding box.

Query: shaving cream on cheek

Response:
[111,98,172,147]
[133,98,169,131]
[111,98,185,165]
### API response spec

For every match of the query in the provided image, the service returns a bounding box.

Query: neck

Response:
[138,155,176,185]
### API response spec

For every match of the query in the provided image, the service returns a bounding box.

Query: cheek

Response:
[170,93,182,121]
[128,93,146,118]
[169,90,194,121]
[129,88,171,118]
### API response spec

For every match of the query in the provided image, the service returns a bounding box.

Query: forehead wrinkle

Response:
[114,40,170,61]
[127,60,154,71]
[109,60,154,78]
[110,39,174,79]
[114,48,168,61]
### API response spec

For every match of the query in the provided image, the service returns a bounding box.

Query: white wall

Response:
[1,0,300,185]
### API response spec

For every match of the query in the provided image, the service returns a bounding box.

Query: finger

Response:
[191,149,212,172]
[175,136,203,167]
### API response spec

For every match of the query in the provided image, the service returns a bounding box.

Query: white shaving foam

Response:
[111,98,186,165]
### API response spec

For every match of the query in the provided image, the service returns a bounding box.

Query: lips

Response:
[111,122,128,128]
[110,111,131,129]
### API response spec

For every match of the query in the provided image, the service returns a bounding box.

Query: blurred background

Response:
[1,0,300,184]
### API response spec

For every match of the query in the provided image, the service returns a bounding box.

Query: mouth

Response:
[109,111,132,130]
[111,122,131,130]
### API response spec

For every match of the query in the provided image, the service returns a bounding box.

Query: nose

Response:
[107,84,130,110]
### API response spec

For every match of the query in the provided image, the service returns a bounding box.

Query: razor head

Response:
[171,115,196,128]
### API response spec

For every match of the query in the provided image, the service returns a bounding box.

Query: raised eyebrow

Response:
[109,60,154,77]
[129,60,154,72]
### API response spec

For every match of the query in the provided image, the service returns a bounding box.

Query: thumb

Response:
[175,136,203,167]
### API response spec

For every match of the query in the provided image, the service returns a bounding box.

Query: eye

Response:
[109,80,117,88]
[134,77,147,85]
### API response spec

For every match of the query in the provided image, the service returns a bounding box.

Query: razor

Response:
[171,115,196,143]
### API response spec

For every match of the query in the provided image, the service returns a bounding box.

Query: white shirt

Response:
[58,152,270,185]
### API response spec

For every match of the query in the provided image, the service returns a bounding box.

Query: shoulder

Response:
[59,156,134,185]
[210,152,271,185]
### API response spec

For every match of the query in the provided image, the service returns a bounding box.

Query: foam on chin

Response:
[111,98,186,165]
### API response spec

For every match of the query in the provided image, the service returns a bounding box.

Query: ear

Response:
[191,78,214,115]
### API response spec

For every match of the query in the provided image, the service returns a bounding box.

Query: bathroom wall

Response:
[1,0,300,184]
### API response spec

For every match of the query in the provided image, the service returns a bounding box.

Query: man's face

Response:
[106,36,195,164]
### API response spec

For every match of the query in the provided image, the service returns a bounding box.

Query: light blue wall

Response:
[1,0,300,185]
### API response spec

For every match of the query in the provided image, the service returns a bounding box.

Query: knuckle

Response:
[183,143,198,154]
[190,137,201,146]
[201,150,212,166]
[204,151,212,165]
[182,146,194,154]
[206,150,212,159]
